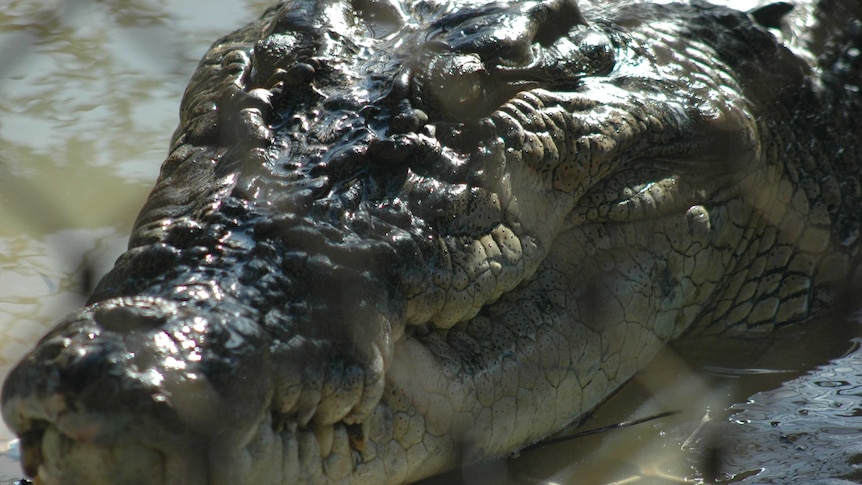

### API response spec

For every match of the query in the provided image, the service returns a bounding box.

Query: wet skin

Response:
[3,0,862,483]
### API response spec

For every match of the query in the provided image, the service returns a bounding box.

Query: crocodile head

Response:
[4,0,857,483]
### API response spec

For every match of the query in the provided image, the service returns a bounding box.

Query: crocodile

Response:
[3,0,861,483]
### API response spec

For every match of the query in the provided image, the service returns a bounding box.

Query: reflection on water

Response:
[1,1,861,484]
[713,337,862,483]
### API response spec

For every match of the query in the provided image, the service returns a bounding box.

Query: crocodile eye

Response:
[412,53,489,121]
[572,31,615,76]
[442,54,486,104]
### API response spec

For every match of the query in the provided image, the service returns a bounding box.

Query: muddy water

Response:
[0,1,273,480]
[1,1,861,484]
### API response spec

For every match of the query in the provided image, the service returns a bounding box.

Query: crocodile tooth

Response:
[314,423,334,458]
[20,429,43,478]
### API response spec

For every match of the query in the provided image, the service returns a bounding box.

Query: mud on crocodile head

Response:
[3,0,861,483]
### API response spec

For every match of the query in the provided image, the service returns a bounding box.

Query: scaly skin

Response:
[3,0,861,483]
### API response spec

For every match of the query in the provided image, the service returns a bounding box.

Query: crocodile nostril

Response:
[93,299,171,333]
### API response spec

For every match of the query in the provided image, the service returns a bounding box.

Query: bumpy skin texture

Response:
[3,0,862,483]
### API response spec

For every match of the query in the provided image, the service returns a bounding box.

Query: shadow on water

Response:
[2,1,862,484]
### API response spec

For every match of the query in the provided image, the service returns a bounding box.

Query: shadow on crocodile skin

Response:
[1,0,861,484]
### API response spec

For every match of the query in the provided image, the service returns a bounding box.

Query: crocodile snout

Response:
[1,297,255,484]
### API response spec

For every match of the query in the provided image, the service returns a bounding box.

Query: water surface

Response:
[0,1,272,480]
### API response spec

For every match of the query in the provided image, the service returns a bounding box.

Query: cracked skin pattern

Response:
[2,0,862,483]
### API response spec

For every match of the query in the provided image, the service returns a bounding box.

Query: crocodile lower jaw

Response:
[26,425,199,485]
